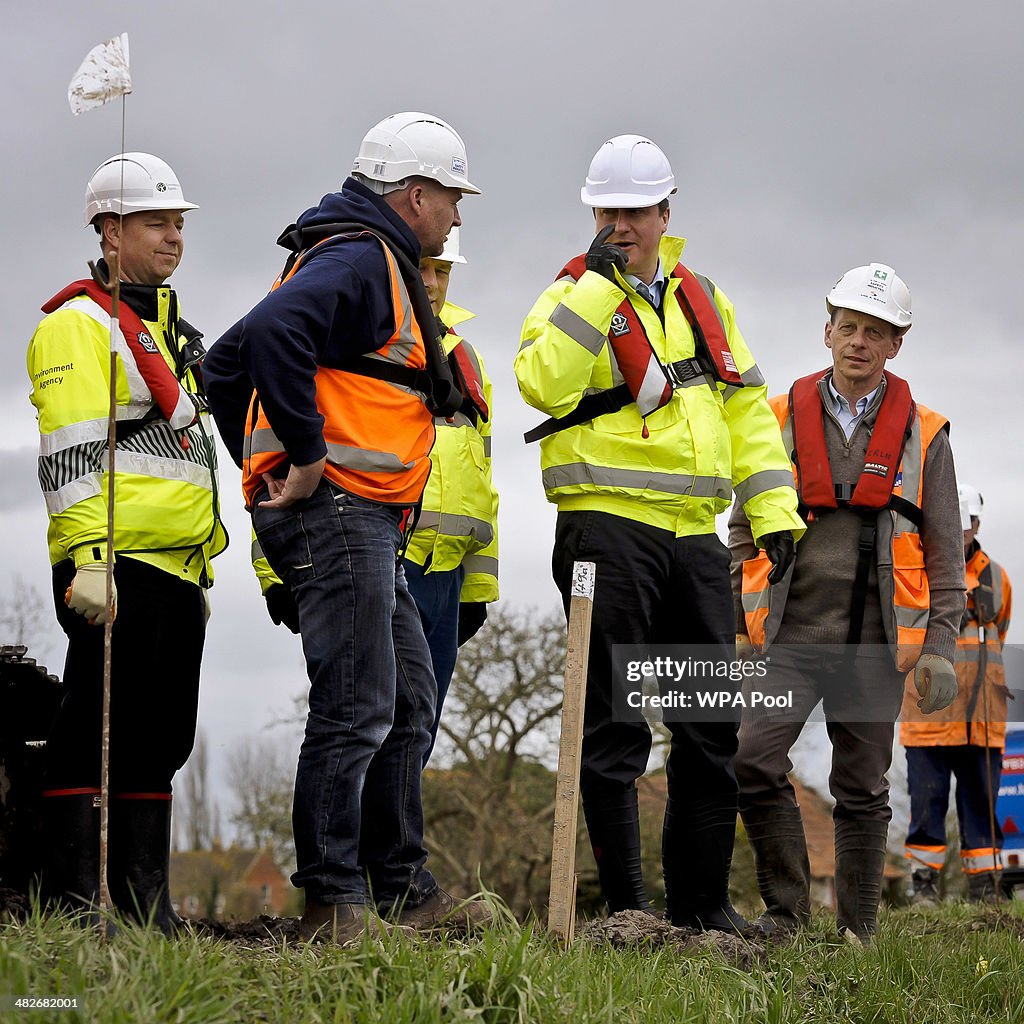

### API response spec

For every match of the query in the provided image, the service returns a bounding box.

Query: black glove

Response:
[585,224,628,283]
[762,531,795,585]
[457,602,488,647]
[264,583,300,634]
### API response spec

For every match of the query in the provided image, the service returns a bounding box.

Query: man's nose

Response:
[451,205,462,228]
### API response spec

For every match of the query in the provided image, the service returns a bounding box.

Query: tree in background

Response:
[225,736,296,876]
[0,574,61,668]
[175,729,221,851]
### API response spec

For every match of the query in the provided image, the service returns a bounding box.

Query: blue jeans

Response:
[906,745,1004,854]
[402,558,465,764]
[252,481,438,908]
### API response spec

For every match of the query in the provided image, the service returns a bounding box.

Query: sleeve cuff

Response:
[922,627,957,664]
[71,543,110,568]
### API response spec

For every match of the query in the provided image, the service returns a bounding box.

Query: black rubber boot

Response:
[834,819,889,942]
[40,789,103,925]
[664,799,750,934]
[741,803,811,935]
[108,794,182,934]
[582,783,650,913]
[910,867,940,906]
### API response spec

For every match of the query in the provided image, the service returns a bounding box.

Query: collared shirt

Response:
[626,259,665,308]
[827,375,879,439]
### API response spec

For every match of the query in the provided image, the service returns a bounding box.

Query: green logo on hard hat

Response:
[873,269,887,281]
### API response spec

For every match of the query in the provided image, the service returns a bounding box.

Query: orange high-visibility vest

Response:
[241,232,434,508]
[900,547,1012,748]
[740,371,948,671]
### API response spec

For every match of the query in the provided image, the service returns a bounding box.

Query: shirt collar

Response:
[626,258,665,305]
[826,373,879,417]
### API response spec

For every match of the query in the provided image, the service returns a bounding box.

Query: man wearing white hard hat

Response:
[516,135,804,933]
[204,112,491,942]
[900,483,1013,903]
[730,264,965,941]
[404,227,499,763]
[27,153,226,931]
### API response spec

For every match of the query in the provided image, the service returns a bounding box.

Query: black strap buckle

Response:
[665,358,706,388]
[834,482,855,503]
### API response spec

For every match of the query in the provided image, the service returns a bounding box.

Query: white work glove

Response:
[736,633,758,661]
[914,654,957,714]
[65,562,116,625]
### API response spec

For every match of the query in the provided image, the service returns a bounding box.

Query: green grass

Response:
[1,902,1023,1023]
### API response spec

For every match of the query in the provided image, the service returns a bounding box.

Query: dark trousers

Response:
[552,511,739,903]
[735,646,905,822]
[906,745,1004,854]
[403,559,465,764]
[46,557,205,794]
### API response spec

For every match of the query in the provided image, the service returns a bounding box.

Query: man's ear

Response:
[824,321,834,350]
[100,215,119,251]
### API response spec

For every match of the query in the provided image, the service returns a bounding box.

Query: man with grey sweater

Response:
[729,263,965,942]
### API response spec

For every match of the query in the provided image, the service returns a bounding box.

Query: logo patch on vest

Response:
[137,331,158,353]
[610,312,631,337]
[863,461,889,477]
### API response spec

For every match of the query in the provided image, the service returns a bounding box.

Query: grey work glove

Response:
[762,531,796,585]
[585,225,628,283]
[914,654,958,714]
[65,561,116,625]
[265,583,300,634]
[735,633,758,661]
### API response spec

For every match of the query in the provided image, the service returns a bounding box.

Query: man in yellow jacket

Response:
[404,228,498,763]
[901,483,1013,903]
[26,153,226,931]
[515,134,804,932]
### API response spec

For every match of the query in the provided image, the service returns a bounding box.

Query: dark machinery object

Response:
[0,645,62,900]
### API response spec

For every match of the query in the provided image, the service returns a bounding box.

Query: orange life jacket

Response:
[741,370,948,670]
[241,231,434,508]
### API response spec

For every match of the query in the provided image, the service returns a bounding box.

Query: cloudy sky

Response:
[3,2,1022,811]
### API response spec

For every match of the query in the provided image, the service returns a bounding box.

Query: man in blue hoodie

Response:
[204,112,490,942]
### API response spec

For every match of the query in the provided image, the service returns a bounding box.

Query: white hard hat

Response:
[436,226,467,265]
[581,134,677,208]
[958,483,984,519]
[352,111,481,195]
[826,263,912,330]
[84,152,198,227]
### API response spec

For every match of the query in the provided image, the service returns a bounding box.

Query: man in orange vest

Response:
[729,263,966,942]
[900,483,1013,903]
[203,113,492,943]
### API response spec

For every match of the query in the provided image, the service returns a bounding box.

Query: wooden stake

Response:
[547,560,596,946]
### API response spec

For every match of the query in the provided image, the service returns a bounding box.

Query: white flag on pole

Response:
[68,33,132,115]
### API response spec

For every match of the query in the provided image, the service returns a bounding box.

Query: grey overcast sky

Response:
[3,2,1022,790]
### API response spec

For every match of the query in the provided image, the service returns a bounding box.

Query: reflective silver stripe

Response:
[43,473,102,515]
[482,435,492,458]
[324,443,415,473]
[741,589,770,613]
[438,411,475,428]
[898,414,924,504]
[246,426,286,456]
[955,646,1004,666]
[895,603,929,631]
[415,510,492,544]
[905,846,945,870]
[734,469,796,506]
[252,537,265,562]
[781,417,794,458]
[961,852,1001,873]
[990,563,1005,619]
[542,462,731,500]
[462,554,498,577]
[740,364,765,387]
[549,303,607,356]
[721,385,740,403]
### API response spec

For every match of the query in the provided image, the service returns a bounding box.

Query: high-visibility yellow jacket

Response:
[900,546,1013,748]
[403,303,498,604]
[27,284,227,585]
[515,235,804,542]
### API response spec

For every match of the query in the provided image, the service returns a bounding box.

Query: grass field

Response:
[1,901,1022,1023]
